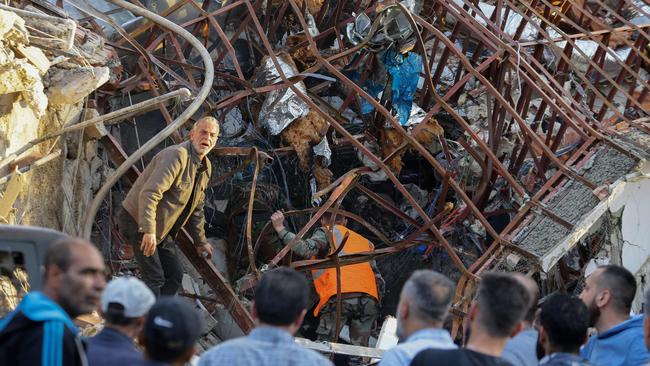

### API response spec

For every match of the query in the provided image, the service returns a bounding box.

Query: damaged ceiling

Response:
[0,0,649,346]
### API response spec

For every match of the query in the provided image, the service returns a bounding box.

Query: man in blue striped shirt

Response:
[199,267,332,366]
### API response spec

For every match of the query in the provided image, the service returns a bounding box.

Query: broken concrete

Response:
[14,45,49,75]
[514,146,637,257]
[46,66,110,106]
[0,3,118,235]
[0,0,647,355]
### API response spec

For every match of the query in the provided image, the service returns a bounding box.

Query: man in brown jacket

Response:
[119,116,217,296]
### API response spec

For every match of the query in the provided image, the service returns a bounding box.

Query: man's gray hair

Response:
[195,116,218,125]
[193,116,219,131]
[401,270,454,324]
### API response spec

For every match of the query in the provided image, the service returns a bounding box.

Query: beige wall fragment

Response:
[15,45,50,75]
[46,66,110,106]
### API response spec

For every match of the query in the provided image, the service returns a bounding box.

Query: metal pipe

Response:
[82,0,214,239]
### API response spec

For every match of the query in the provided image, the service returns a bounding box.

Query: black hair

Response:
[475,272,531,337]
[254,267,309,326]
[104,303,139,326]
[43,239,75,273]
[540,294,590,353]
[598,265,637,313]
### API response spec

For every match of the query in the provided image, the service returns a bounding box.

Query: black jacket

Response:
[0,292,86,366]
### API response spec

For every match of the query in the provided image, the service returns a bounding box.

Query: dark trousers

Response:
[118,208,183,296]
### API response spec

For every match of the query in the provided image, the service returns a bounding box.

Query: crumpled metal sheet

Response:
[400,0,424,15]
[357,142,389,182]
[404,103,427,127]
[346,12,373,47]
[255,55,310,135]
[310,177,322,206]
[383,50,423,125]
[306,13,319,36]
[312,136,331,166]
[346,3,418,53]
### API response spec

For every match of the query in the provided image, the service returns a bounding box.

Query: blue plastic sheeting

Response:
[344,69,384,115]
[360,80,384,114]
[382,50,423,125]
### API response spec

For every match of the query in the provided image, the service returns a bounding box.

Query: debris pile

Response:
[0,3,118,228]
[0,3,118,313]
[0,0,648,354]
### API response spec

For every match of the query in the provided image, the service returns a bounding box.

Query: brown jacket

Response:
[122,140,212,245]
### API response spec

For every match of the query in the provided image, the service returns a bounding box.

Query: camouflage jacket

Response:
[278,226,385,298]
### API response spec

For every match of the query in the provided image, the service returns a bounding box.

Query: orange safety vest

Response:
[312,225,378,316]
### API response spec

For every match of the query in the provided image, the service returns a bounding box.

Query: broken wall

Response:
[0,6,113,235]
[608,162,650,312]
[557,161,650,313]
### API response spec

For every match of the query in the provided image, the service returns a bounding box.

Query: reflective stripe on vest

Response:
[311,225,378,316]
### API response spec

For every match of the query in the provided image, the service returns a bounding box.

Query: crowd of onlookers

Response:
[0,237,649,366]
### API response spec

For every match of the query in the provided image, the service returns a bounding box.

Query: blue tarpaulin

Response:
[343,70,383,115]
[360,80,384,114]
[350,51,422,124]
[382,50,423,125]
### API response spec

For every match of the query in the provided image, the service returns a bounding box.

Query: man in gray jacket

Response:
[120,116,218,296]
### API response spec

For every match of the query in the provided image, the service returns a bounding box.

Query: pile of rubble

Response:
[0,3,120,313]
[0,0,648,355]
[0,3,120,231]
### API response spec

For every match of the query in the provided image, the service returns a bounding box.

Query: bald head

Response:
[43,238,106,317]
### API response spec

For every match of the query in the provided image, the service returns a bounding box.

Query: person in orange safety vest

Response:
[270,210,385,349]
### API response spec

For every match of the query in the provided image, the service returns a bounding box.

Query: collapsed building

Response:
[0,0,649,359]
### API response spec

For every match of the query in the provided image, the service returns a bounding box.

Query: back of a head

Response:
[474,272,531,338]
[143,297,202,363]
[254,267,309,326]
[101,276,155,326]
[402,270,454,324]
[540,294,589,353]
[598,265,636,314]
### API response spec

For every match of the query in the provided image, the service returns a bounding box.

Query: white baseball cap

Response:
[101,276,156,318]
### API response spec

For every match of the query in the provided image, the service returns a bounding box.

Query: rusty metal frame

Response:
[84,0,648,340]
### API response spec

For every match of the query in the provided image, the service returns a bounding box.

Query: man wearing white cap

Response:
[85,276,156,366]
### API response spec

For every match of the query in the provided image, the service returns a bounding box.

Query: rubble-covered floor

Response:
[0,0,649,357]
